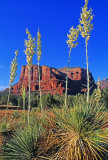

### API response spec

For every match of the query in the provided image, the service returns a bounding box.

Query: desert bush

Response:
[9,95,18,106]
[18,96,28,108]
[1,95,8,105]
[101,88,108,108]
[11,110,20,119]
[30,94,38,108]
[42,93,54,109]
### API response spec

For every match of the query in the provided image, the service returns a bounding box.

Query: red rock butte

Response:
[8,65,96,95]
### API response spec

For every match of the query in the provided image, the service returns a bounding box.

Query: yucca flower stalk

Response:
[21,84,26,120]
[78,0,93,105]
[65,26,79,108]
[24,28,36,124]
[6,50,18,120]
[96,77,101,100]
[94,77,102,107]
[36,28,42,111]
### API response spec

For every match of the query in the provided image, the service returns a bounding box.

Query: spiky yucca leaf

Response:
[2,123,44,160]
[44,104,108,160]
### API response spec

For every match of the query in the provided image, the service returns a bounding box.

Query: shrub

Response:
[101,88,108,108]
[12,110,20,119]
[1,95,8,105]
[18,96,28,108]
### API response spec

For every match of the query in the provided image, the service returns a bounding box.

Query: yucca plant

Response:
[36,28,43,111]
[78,0,93,105]
[24,28,36,124]
[5,50,18,120]
[2,121,45,160]
[44,103,108,159]
[0,122,11,136]
[65,26,79,108]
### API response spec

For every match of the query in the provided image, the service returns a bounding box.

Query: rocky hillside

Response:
[1,65,96,95]
[100,78,108,89]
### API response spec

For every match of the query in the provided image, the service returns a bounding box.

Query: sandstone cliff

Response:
[9,65,96,95]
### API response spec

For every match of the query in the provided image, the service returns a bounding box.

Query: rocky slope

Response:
[100,78,108,89]
[1,65,96,95]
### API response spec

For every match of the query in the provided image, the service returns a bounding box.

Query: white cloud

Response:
[0,86,8,91]
[0,65,4,69]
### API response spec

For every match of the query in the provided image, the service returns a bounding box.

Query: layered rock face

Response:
[10,65,96,95]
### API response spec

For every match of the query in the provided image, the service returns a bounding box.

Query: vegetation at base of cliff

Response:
[0,89,108,109]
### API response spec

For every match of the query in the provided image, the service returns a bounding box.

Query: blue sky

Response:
[0,0,108,91]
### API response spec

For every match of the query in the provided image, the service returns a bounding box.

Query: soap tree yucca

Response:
[2,115,46,160]
[44,104,108,160]
[78,0,93,104]
[24,28,36,124]
[36,28,43,111]
[6,50,18,120]
[65,26,79,108]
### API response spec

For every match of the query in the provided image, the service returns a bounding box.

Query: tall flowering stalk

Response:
[36,28,42,111]
[6,50,18,119]
[79,0,93,104]
[24,28,36,124]
[21,84,26,119]
[95,77,101,106]
[65,27,79,108]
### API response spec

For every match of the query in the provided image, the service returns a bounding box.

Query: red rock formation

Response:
[8,65,96,95]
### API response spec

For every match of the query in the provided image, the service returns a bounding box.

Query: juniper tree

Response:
[65,27,79,108]
[78,0,93,104]
[24,28,36,124]
[36,29,43,111]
